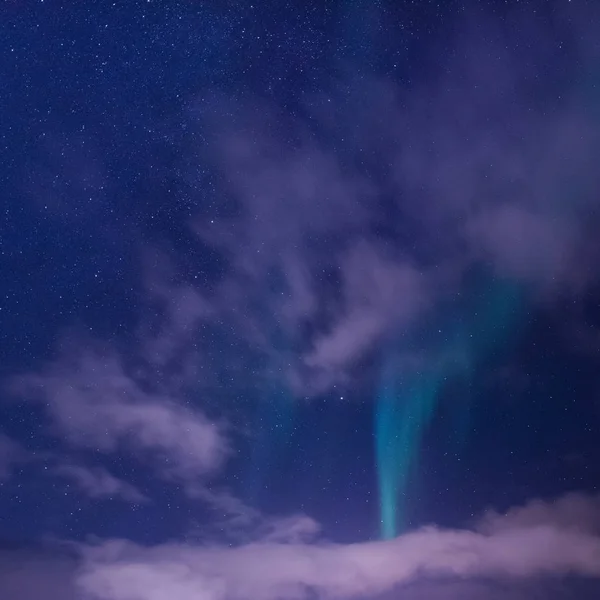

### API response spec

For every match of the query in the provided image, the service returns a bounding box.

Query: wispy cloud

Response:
[137,248,214,370]
[303,241,428,383]
[53,463,148,504]
[10,343,229,490]
[176,11,600,397]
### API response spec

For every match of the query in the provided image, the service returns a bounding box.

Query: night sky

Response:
[1,1,600,599]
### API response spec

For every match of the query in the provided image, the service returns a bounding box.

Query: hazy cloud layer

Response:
[2,495,597,600]
[74,492,600,600]
[0,493,600,600]
[171,10,600,395]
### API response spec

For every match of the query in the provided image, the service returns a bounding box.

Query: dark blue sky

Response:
[1,1,600,599]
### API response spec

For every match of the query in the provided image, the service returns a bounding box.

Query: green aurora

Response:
[375,278,523,539]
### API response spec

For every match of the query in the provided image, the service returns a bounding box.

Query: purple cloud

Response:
[0,494,598,600]
[74,492,600,600]
[174,13,600,396]
[304,241,428,382]
[53,463,148,504]
[138,249,214,369]
[0,434,25,481]
[478,492,600,535]
[10,345,229,490]
[0,548,79,600]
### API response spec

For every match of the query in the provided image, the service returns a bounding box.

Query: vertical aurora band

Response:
[376,278,523,539]
[376,370,441,539]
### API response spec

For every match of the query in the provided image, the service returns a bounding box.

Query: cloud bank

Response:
[71,493,600,600]
[1,494,598,600]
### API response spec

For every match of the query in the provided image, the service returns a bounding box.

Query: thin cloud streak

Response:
[53,463,148,504]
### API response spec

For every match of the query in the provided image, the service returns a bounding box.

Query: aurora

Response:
[376,277,523,538]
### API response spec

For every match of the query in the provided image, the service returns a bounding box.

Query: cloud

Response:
[4,5,600,600]
[194,94,371,266]
[466,205,577,287]
[188,491,321,545]
[478,492,600,535]
[0,546,79,600]
[188,488,263,537]
[74,492,600,600]
[381,33,600,294]
[0,495,598,600]
[53,463,148,504]
[9,344,229,490]
[259,514,321,544]
[0,434,25,481]
[173,9,600,397]
[138,248,214,369]
[304,242,428,380]
[185,106,433,394]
